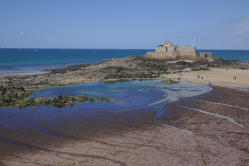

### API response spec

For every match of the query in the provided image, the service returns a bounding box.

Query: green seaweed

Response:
[161,79,179,85]
[0,94,114,109]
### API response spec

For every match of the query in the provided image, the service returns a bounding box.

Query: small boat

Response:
[35,50,37,52]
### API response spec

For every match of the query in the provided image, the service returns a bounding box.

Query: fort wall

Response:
[178,46,196,53]
[196,52,212,58]
[147,40,211,58]
[167,46,175,52]
[155,46,166,52]
[147,52,196,58]
[146,52,177,58]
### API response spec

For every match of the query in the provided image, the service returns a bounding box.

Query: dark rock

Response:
[0,93,113,108]
[76,95,88,102]
[0,80,26,98]
[161,79,179,85]
[175,61,187,65]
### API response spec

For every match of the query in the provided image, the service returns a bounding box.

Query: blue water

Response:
[0,49,153,76]
[0,48,248,77]
[0,80,212,132]
[29,79,212,104]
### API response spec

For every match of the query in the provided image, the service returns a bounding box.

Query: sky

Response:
[0,0,249,49]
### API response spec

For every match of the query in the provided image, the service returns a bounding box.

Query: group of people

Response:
[197,75,212,86]
[178,73,183,80]
[225,68,237,80]
[197,75,204,79]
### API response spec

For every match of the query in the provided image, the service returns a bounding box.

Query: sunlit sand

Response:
[167,68,249,89]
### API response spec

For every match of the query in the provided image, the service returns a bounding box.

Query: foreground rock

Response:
[0,94,113,109]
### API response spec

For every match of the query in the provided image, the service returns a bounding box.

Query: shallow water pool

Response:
[0,80,212,133]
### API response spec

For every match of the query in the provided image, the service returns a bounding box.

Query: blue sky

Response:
[0,0,248,49]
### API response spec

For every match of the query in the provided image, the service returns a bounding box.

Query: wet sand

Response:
[1,84,249,165]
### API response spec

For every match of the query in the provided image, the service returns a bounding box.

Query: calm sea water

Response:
[0,49,153,77]
[0,48,248,77]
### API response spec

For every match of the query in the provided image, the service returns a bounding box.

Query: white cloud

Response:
[48,37,55,40]
[20,32,24,36]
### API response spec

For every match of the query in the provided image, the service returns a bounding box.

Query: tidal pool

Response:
[30,79,212,104]
[0,80,212,133]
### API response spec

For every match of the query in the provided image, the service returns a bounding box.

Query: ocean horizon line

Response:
[0,48,248,51]
[0,48,154,50]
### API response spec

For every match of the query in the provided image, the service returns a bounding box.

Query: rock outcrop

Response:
[3,55,249,90]
[161,79,179,84]
[0,94,113,109]
[0,79,27,98]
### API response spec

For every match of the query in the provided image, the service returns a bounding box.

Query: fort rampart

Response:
[147,40,211,58]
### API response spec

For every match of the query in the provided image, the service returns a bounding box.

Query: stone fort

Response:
[147,41,211,58]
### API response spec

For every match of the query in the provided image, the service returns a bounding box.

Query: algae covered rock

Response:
[76,95,88,102]
[0,93,114,109]
[0,80,114,109]
[0,80,27,98]
[161,79,179,85]
[105,97,112,102]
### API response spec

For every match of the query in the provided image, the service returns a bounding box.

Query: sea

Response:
[0,49,248,135]
[0,48,249,77]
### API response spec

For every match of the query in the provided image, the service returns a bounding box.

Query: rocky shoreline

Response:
[3,55,249,90]
[1,55,249,108]
[0,94,112,109]
[0,79,112,109]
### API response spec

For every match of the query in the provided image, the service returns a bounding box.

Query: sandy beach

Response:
[1,68,249,165]
[167,68,249,89]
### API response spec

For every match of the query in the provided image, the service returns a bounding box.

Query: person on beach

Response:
[209,82,211,85]
[233,76,236,80]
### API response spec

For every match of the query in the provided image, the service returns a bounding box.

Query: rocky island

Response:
[2,41,248,91]
[1,53,249,108]
[3,55,248,89]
